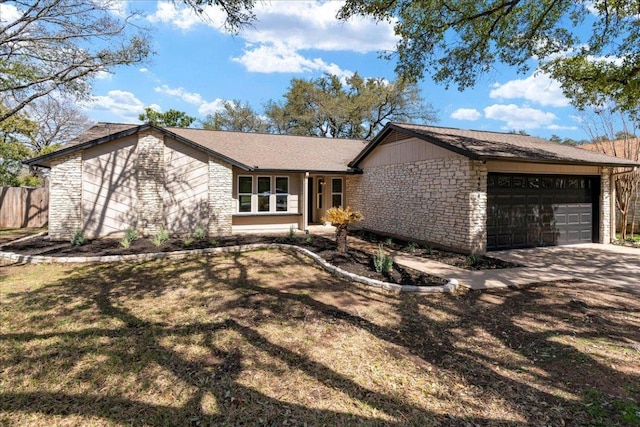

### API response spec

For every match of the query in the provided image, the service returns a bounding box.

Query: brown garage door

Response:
[487,174,600,250]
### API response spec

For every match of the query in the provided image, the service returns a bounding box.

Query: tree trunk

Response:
[335,226,348,253]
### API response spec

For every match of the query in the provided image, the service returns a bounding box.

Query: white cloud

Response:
[0,3,21,23]
[547,124,578,131]
[153,84,226,116]
[94,70,112,80]
[93,0,128,18]
[450,108,482,121]
[147,1,396,76]
[85,90,148,122]
[147,1,226,31]
[484,104,558,130]
[490,73,570,107]
[198,99,225,116]
[139,68,149,73]
[232,43,352,77]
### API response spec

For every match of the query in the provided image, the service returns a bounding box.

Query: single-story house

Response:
[580,137,640,232]
[24,122,640,253]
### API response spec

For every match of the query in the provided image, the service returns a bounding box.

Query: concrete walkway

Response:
[344,232,640,292]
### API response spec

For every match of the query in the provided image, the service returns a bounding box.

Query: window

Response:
[257,176,271,212]
[238,176,252,213]
[331,178,343,207]
[317,178,324,209]
[275,177,288,212]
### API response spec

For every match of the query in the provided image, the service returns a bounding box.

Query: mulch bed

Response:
[2,227,526,287]
[350,229,522,270]
[1,233,449,287]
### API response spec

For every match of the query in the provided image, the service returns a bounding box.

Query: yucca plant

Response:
[322,206,363,254]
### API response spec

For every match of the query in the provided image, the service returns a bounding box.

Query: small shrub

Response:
[193,225,207,241]
[120,237,131,249]
[384,237,393,246]
[406,241,419,252]
[208,238,218,247]
[427,246,433,255]
[305,236,313,244]
[124,227,138,243]
[152,227,169,247]
[287,225,299,242]
[373,244,393,274]
[183,236,194,247]
[466,254,479,265]
[70,229,85,246]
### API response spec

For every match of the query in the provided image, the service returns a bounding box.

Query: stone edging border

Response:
[0,240,459,294]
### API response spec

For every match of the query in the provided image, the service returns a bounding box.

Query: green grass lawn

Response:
[1,249,639,426]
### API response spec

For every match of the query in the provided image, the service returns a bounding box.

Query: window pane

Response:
[497,176,510,188]
[276,195,287,212]
[276,177,288,193]
[258,195,270,212]
[239,195,251,213]
[512,177,525,188]
[239,176,252,193]
[318,194,323,209]
[332,178,342,193]
[332,194,342,208]
[258,177,271,194]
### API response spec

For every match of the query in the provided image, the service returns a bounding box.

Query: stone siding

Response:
[208,156,233,235]
[49,153,82,240]
[600,168,611,243]
[357,156,488,253]
[345,175,363,211]
[136,129,165,235]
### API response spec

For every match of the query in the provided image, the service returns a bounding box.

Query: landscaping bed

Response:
[350,229,523,270]
[1,232,448,288]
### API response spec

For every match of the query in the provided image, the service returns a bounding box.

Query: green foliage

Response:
[70,229,85,246]
[139,107,195,128]
[193,225,207,241]
[384,237,393,246]
[16,174,41,188]
[119,227,138,249]
[208,238,218,247]
[406,241,419,252]
[152,227,170,247]
[286,225,299,242]
[305,236,313,244]
[338,1,640,116]
[0,104,36,186]
[584,387,640,426]
[183,236,194,247]
[373,244,393,274]
[201,100,269,132]
[265,72,437,139]
[466,254,479,265]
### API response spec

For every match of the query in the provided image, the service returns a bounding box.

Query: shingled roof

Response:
[25,123,367,172]
[350,123,640,168]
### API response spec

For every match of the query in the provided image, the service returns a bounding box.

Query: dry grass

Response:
[1,248,639,426]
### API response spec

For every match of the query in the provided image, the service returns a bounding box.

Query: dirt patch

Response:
[2,233,448,287]
[350,229,523,270]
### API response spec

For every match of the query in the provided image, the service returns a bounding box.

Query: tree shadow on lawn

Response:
[1,249,639,426]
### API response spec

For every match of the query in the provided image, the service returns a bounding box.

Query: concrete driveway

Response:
[460,243,640,291]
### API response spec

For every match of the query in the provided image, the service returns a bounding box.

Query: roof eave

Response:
[480,155,640,168]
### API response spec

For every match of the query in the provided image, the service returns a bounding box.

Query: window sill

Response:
[233,212,302,217]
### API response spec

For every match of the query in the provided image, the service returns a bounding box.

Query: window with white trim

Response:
[238,176,252,213]
[257,176,271,212]
[331,178,343,207]
[275,176,289,212]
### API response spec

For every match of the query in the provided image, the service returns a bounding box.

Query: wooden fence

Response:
[0,187,49,228]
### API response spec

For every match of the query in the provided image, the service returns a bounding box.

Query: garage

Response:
[487,173,600,250]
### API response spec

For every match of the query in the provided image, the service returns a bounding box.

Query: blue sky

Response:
[12,1,593,140]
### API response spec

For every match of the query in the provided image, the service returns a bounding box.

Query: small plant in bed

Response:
[373,244,393,274]
[152,227,170,247]
[70,229,85,246]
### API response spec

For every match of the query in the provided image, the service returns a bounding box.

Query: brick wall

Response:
[208,156,233,235]
[49,153,82,240]
[356,156,488,253]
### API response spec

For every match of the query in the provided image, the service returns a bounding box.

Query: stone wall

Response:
[345,175,363,211]
[600,168,612,243]
[49,153,82,240]
[357,156,488,253]
[136,129,166,236]
[208,156,233,235]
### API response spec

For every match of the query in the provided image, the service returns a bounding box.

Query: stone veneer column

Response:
[49,152,82,240]
[208,156,233,236]
[136,129,165,236]
[600,168,611,243]
[468,160,488,254]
